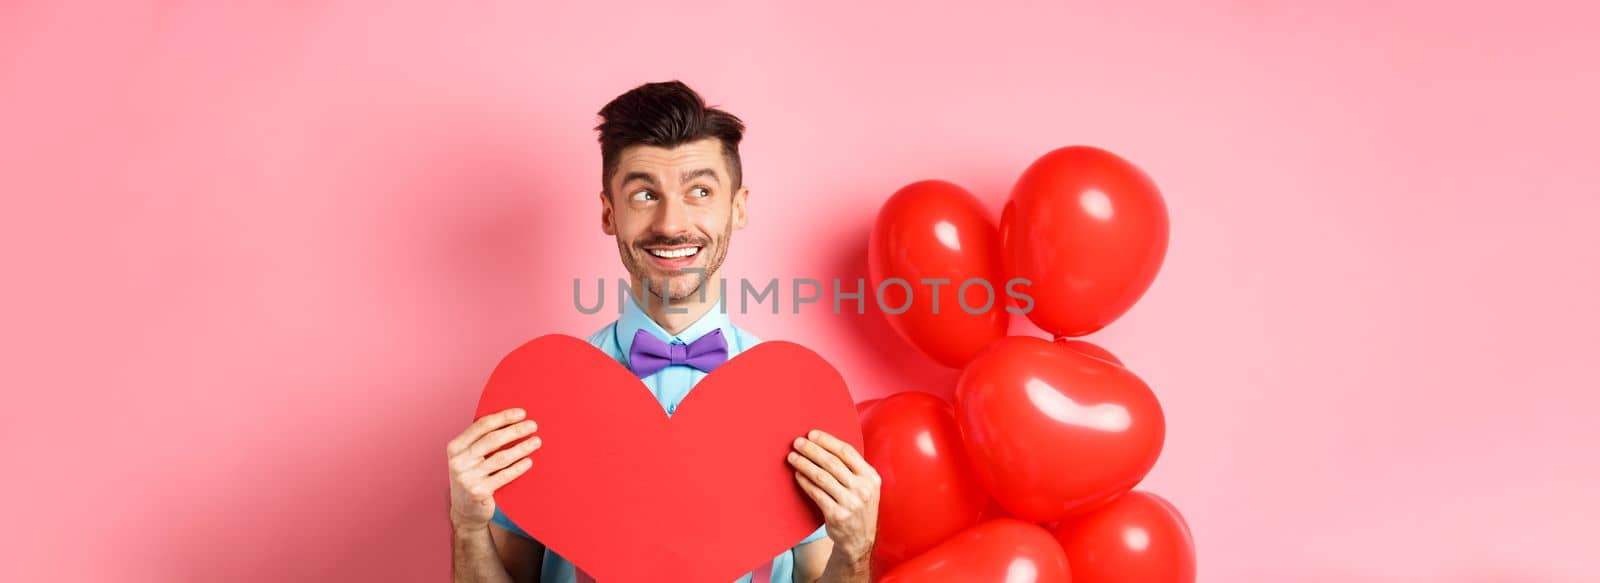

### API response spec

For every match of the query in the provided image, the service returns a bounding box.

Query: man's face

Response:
[601,137,748,302]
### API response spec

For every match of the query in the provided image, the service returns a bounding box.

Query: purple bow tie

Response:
[627,328,729,378]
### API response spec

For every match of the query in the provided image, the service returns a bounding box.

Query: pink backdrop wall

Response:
[4,1,1597,581]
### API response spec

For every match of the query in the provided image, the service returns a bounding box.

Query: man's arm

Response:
[793,536,872,583]
[451,522,545,583]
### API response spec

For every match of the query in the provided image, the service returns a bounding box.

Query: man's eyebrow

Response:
[681,168,721,185]
[619,171,657,188]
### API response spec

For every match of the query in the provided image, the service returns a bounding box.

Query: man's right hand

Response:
[447,407,542,531]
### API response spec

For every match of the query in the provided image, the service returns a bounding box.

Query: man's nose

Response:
[651,195,689,236]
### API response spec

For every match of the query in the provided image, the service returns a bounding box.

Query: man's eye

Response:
[631,190,655,202]
[691,187,711,198]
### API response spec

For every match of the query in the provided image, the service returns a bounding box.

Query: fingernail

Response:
[808,430,820,440]
[787,452,799,461]
[510,408,525,419]
[794,437,807,447]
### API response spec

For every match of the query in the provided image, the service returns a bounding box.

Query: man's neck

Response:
[634,278,724,336]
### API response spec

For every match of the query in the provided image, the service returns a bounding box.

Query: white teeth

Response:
[649,247,700,259]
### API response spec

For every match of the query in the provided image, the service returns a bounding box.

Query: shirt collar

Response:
[616,291,735,360]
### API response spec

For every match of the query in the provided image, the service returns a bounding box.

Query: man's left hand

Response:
[789,429,880,568]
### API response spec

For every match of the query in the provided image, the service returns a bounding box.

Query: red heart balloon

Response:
[1055,339,1124,367]
[878,518,1073,583]
[859,391,989,570]
[855,398,883,418]
[869,180,1010,368]
[1052,491,1196,583]
[474,335,862,583]
[977,497,1013,523]
[1001,146,1169,337]
[956,336,1165,522]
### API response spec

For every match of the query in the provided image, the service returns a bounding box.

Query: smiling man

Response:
[446,81,881,583]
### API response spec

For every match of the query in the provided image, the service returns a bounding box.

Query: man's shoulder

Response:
[584,322,621,354]
[728,321,762,352]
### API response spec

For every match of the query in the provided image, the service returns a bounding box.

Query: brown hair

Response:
[596,80,746,195]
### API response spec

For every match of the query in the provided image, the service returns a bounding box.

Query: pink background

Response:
[3,1,1597,581]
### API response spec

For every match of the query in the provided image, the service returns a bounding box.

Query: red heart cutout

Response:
[475,335,862,583]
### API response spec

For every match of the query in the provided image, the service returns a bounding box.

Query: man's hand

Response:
[447,407,541,531]
[789,429,880,576]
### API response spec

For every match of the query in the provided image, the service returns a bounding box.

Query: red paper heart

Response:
[475,335,862,583]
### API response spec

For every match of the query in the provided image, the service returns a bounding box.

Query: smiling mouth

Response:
[642,244,704,269]
[647,246,701,259]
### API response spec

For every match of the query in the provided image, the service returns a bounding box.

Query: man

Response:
[447,81,881,583]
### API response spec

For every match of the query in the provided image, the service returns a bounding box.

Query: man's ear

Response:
[732,185,749,230]
[599,190,616,235]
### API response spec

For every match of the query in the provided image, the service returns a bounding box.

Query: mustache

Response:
[634,235,710,249]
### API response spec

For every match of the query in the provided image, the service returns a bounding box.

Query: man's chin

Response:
[662,279,709,302]
[632,271,707,299]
